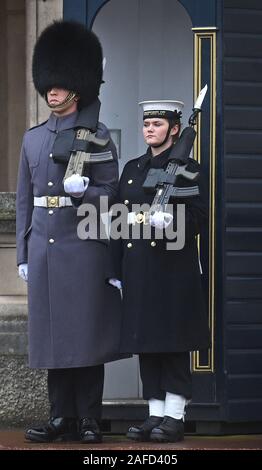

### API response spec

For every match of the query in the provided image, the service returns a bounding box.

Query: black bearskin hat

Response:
[32,20,103,108]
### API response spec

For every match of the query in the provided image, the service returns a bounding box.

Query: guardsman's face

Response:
[46,88,79,116]
[47,88,71,106]
[143,118,179,147]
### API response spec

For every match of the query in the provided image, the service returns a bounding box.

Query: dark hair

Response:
[168,118,181,142]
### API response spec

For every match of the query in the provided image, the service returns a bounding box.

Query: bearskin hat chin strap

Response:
[46,91,77,111]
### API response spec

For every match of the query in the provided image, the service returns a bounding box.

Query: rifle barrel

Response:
[151,162,179,210]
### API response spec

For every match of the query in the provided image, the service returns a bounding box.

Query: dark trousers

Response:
[139,352,192,401]
[48,365,104,419]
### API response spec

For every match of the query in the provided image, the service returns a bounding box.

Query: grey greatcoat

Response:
[112,146,210,354]
[16,109,123,369]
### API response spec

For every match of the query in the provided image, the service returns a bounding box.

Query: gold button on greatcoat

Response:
[127,242,133,248]
[49,238,55,244]
[49,153,53,158]
[124,199,129,205]
[48,181,54,187]
[48,210,54,215]
[151,241,156,247]
[128,179,133,184]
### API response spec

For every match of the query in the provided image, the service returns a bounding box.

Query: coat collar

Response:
[138,146,172,171]
[47,110,78,132]
[46,99,101,133]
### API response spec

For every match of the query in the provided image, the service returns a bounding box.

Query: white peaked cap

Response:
[139,100,184,117]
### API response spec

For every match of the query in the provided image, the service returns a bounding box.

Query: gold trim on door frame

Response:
[192,29,217,373]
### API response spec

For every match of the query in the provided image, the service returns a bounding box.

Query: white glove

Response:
[149,211,173,229]
[108,278,122,290]
[64,174,89,198]
[18,263,28,282]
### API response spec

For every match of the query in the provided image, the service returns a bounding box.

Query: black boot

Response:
[126,416,163,442]
[25,417,79,443]
[150,416,184,442]
[79,418,102,443]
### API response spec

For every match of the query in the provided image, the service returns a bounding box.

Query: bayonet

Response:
[194,84,208,110]
[189,84,208,126]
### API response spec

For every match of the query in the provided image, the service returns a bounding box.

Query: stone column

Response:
[7,1,26,192]
[0,0,26,192]
[0,2,8,193]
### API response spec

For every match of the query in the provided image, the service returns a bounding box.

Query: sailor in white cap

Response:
[141,100,183,144]
[111,98,209,442]
[139,100,184,229]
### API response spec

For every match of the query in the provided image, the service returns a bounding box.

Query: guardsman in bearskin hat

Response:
[16,20,124,443]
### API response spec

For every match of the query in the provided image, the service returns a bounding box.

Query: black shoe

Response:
[79,418,102,443]
[150,416,184,443]
[126,416,163,442]
[25,417,79,443]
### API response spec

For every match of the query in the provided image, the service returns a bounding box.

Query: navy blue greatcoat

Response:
[113,146,210,354]
[16,109,123,368]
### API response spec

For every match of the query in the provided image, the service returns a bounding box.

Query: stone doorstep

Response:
[0,193,16,233]
[0,192,16,213]
[0,296,28,317]
[0,296,28,355]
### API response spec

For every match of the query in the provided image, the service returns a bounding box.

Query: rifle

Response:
[51,100,113,182]
[143,85,208,212]
[62,128,113,182]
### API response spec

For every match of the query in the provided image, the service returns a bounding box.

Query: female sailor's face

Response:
[143,118,170,147]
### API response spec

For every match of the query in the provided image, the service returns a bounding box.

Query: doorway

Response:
[92,0,194,400]
[93,0,193,173]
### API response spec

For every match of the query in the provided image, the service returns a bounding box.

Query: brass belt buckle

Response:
[135,211,149,225]
[135,212,144,224]
[47,196,59,208]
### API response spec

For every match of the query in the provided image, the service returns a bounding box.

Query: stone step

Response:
[0,296,28,354]
[0,296,27,317]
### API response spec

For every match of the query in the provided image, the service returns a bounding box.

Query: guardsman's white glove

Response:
[64,174,89,198]
[18,263,28,282]
[108,278,122,290]
[149,211,173,229]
